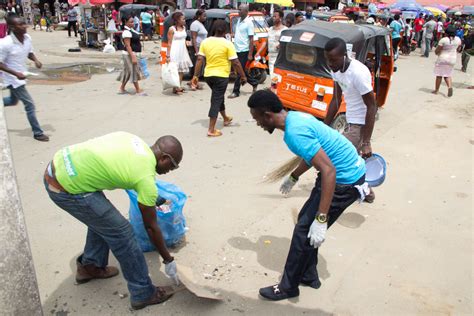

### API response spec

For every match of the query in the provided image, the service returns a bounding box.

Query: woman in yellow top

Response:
[192,20,247,137]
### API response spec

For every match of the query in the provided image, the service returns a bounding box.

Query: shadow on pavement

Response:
[8,124,55,138]
[227,235,330,281]
[191,118,241,130]
[452,81,472,89]
[337,212,366,229]
[42,252,332,315]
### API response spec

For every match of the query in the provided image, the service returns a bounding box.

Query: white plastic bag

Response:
[103,39,116,54]
[161,62,180,91]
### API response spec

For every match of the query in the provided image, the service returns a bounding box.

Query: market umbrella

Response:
[254,0,294,8]
[424,6,446,19]
[462,6,474,15]
[448,6,474,16]
[435,4,449,12]
[390,0,424,12]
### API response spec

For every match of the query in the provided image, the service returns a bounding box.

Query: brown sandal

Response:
[207,129,223,137]
[224,116,234,126]
[173,88,184,95]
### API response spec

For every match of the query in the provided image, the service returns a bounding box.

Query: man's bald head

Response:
[239,4,249,11]
[151,135,183,174]
[155,135,183,161]
[239,4,249,18]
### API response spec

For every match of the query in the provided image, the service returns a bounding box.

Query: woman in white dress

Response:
[167,11,193,95]
[268,9,287,77]
[433,25,462,97]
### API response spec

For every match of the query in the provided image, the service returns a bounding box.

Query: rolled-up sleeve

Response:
[135,177,158,207]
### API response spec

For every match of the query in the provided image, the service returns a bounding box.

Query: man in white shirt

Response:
[0,16,49,141]
[323,37,377,201]
[228,4,258,99]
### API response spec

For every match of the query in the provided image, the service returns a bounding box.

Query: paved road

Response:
[3,30,473,315]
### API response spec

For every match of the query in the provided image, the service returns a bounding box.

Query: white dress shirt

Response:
[0,34,34,88]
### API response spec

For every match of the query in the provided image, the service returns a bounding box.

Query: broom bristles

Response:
[262,156,302,183]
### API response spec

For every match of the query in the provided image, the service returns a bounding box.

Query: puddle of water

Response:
[29,63,119,85]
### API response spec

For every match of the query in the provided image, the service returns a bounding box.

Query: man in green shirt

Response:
[44,132,183,310]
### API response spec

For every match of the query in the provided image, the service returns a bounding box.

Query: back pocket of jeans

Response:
[84,192,115,217]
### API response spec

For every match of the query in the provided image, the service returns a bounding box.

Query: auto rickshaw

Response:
[161,9,269,83]
[272,20,394,131]
[118,4,162,32]
[313,11,350,23]
[282,10,349,24]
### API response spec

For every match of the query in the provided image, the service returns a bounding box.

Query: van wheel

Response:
[248,68,267,85]
[331,114,347,134]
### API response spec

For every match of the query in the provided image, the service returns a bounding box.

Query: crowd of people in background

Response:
[1,1,472,140]
[381,12,472,95]
[114,3,472,115]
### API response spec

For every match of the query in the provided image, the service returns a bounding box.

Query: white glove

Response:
[165,260,180,285]
[307,220,327,248]
[280,175,298,195]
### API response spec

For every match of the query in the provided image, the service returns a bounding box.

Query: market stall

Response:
[68,0,132,48]
[80,2,108,47]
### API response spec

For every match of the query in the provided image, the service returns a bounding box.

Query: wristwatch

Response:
[316,213,328,224]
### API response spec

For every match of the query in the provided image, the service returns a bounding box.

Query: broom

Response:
[261,156,302,183]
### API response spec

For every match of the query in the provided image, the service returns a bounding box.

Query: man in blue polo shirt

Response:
[248,90,366,301]
[228,4,258,99]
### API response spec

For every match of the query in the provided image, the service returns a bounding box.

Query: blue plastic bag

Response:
[126,180,187,252]
[139,57,150,79]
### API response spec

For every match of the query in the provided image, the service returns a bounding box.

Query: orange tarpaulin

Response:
[379,0,474,5]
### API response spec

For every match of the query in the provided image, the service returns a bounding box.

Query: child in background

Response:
[45,11,53,32]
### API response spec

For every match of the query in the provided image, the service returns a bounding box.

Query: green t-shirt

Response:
[53,132,158,206]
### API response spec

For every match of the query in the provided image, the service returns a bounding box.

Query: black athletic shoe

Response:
[34,134,49,142]
[259,284,299,301]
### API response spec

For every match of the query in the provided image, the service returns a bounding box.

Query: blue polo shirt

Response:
[234,17,254,53]
[284,111,365,184]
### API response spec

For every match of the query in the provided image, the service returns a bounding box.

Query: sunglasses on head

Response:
[158,145,179,169]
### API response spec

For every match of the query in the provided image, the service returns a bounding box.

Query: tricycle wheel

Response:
[330,113,347,134]
[248,68,267,85]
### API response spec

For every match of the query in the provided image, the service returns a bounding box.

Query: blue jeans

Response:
[44,179,155,302]
[3,85,44,136]
[424,38,431,57]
